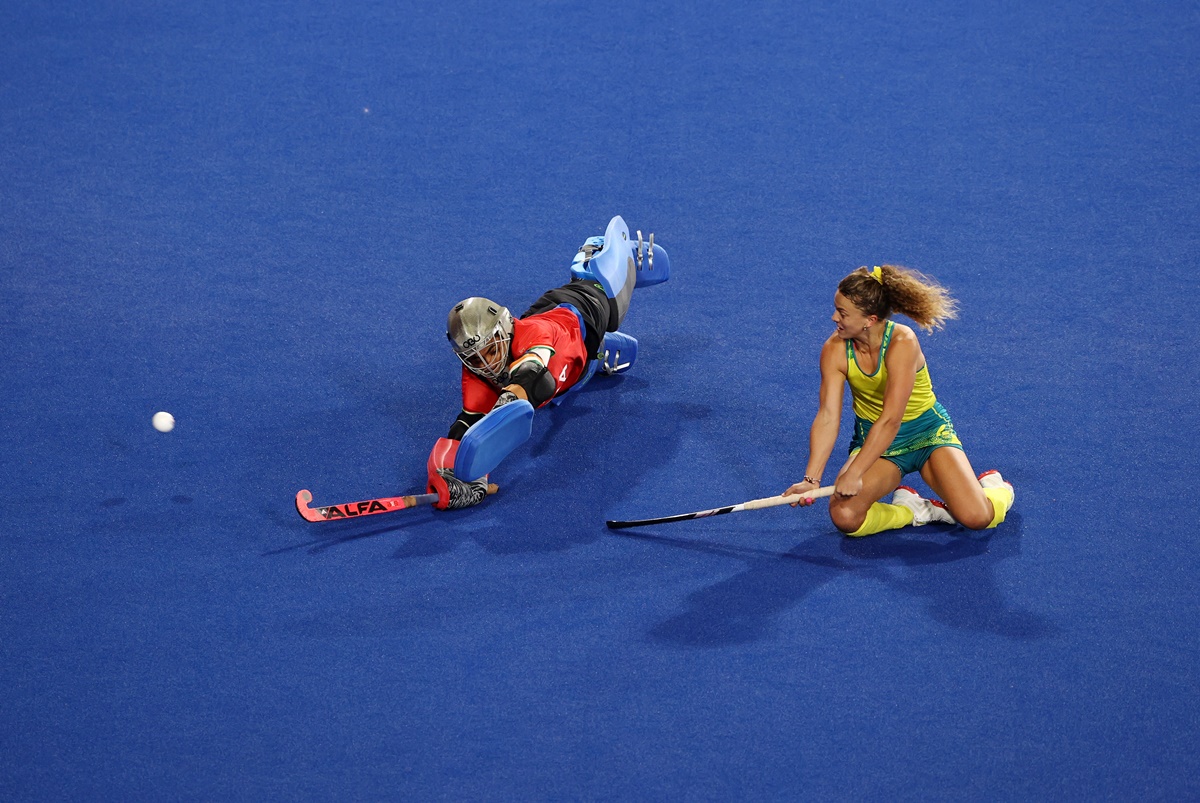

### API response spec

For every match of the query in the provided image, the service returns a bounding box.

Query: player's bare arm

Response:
[785,336,846,505]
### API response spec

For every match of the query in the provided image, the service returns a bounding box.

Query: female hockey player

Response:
[782,265,1014,536]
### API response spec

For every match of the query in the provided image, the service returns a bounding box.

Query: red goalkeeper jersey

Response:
[460,307,588,413]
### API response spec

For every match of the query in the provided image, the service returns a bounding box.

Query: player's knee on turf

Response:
[953,496,1002,530]
[829,500,865,534]
[955,507,993,531]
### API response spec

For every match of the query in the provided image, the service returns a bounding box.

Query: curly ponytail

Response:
[837,264,959,332]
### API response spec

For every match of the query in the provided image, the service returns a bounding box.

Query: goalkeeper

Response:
[428,216,669,509]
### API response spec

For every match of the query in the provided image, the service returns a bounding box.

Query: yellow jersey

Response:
[846,321,937,423]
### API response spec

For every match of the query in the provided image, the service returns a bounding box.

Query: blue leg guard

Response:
[548,330,638,407]
[569,216,637,322]
[632,231,670,288]
[569,216,670,299]
[599,330,638,375]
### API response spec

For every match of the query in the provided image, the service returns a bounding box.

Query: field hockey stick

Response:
[606,486,835,530]
[295,484,498,522]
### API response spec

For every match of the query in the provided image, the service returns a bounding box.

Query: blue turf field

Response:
[4,1,1199,798]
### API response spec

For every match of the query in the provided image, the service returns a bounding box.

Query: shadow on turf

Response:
[271,392,712,560]
[628,511,1057,647]
[262,519,426,555]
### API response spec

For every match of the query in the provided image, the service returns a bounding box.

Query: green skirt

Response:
[849,402,962,476]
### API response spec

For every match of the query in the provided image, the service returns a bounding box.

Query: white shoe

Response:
[892,486,955,526]
[978,470,1014,512]
[978,469,1010,489]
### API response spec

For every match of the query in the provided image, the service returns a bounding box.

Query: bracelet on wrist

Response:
[803,476,818,485]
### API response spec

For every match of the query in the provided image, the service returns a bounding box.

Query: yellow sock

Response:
[983,486,1014,529]
[847,502,915,537]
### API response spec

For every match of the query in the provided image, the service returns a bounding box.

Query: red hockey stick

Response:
[295,489,435,522]
[295,484,498,522]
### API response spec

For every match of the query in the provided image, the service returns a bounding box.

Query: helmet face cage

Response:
[456,324,510,381]
[447,298,513,383]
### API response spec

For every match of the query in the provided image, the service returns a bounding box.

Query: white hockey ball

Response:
[152,411,175,433]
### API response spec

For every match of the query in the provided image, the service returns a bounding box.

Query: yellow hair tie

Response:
[870,266,883,284]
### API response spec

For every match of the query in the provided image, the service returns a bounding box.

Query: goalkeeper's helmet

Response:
[447,297,514,383]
